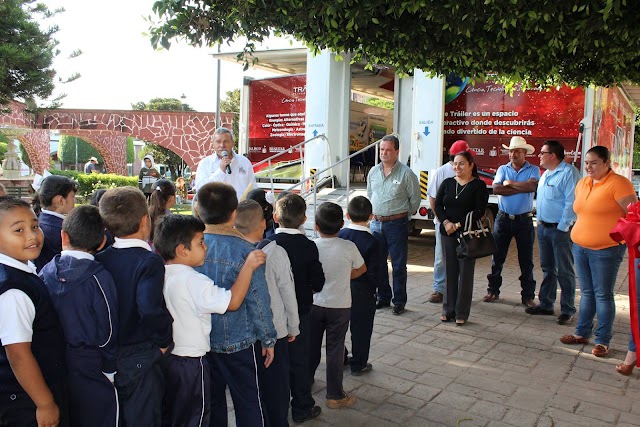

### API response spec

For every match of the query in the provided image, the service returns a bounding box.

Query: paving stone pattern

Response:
[226,225,640,426]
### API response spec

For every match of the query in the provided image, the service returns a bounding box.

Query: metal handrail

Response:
[285,137,382,235]
[252,134,330,196]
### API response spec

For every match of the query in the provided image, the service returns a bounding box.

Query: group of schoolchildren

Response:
[0,172,383,427]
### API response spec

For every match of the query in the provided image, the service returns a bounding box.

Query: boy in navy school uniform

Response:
[154,214,266,427]
[310,202,366,409]
[40,205,119,427]
[338,196,380,376]
[95,187,173,427]
[194,182,277,427]
[270,194,325,423]
[235,200,300,427]
[0,196,67,427]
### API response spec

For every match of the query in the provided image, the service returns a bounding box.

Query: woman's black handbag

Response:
[456,212,497,259]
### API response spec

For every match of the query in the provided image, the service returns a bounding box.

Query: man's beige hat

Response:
[502,136,535,154]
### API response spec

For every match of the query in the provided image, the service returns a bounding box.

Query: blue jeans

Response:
[573,243,625,347]
[537,225,576,315]
[628,258,640,352]
[371,217,409,305]
[432,225,446,294]
[487,213,536,302]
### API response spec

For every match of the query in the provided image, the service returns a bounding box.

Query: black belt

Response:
[498,210,533,220]
[538,220,559,228]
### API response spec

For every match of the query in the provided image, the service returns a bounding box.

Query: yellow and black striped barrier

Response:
[419,171,428,200]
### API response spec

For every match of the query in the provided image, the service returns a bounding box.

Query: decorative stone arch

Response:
[17,130,50,174]
[39,110,235,170]
[2,103,236,174]
[57,131,128,175]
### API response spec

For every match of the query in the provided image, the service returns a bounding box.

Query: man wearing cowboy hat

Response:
[84,156,99,173]
[484,136,540,307]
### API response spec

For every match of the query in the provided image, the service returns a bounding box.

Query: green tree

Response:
[149,0,640,88]
[0,133,8,163]
[0,0,81,109]
[18,142,31,169]
[131,98,194,178]
[126,136,135,164]
[220,89,240,139]
[58,135,103,170]
[366,97,394,110]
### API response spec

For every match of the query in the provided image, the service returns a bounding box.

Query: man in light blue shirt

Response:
[485,136,540,306]
[527,141,581,324]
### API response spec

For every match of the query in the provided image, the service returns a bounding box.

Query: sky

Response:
[41,0,302,112]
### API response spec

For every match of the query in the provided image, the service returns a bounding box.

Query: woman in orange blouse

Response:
[560,146,637,357]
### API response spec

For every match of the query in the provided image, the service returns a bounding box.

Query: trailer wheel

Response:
[408,220,422,236]
[482,207,495,230]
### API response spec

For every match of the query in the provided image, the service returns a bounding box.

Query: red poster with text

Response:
[247,75,307,169]
[444,82,585,178]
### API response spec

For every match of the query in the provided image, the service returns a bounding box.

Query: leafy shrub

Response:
[49,169,138,198]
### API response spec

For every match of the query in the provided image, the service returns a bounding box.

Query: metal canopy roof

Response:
[211,48,640,108]
[210,48,396,100]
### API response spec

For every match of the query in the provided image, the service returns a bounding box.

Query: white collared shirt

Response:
[347,223,373,235]
[275,227,305,235]
[40,209,65,220]
[195,151,257,200]
[0,254,37,345]
[60,250,95,261]
[164,264,231,357]
[0,253,37,275]
[112,237,152,252]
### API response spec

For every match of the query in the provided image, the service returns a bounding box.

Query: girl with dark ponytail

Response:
[34,175,78,270]
[148,179,176,242]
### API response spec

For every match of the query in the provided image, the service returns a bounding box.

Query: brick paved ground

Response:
[293,230,640,426]
[224,185,640,425]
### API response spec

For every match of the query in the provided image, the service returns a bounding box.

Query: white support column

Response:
[393,74,414,165]
[304,50,351,185]
[409,70,446,181]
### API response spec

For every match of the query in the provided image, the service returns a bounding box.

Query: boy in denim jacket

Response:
[195,182,277,427]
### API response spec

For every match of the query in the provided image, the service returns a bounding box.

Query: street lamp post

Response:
[180,93,187,176]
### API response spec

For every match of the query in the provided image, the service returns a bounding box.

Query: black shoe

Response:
[392,304,405,315]
[525,305,554,315]
[351,363,372,376]
[292,406,322,423]
[557,314,574,325]
[376,301,390,309]
[343,356,352,367]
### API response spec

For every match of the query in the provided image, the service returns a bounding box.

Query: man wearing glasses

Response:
[527,141,581,324]
[484,136,540,307]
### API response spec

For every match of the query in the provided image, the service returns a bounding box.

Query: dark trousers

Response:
[348,286,376,372]
[371,217,409,305]
[165,354,210,427]
[442,233,477,321]
[289,310,315,419]
[309,305,351,400]
[67,347,118,427]
[259,338,290,427]
[487,213,536,302]
[0,378,68,427]
[115,343,164,427]
[209,344,266,427]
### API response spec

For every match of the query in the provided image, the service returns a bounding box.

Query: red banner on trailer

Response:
[443,82,585,175]
[247,75,307,169]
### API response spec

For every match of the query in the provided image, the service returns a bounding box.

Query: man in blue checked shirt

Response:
[527,141,581,325]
